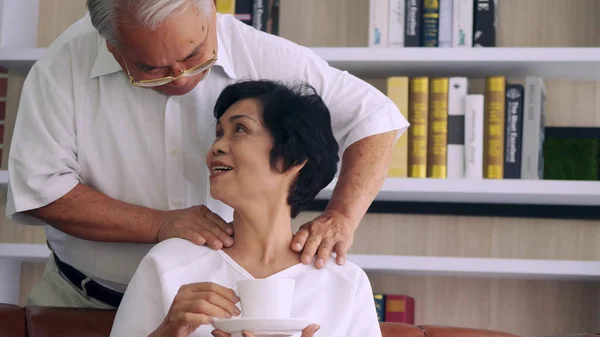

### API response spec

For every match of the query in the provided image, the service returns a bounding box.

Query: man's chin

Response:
[154,85,194,96]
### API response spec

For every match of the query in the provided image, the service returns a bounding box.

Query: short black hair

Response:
[213,80,340,218]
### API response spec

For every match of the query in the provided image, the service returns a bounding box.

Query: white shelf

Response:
[349,254,600,281]
[316,177,600,206]
[311,47,600,79]
[0,243,50,262]
[0,244,597,282]
[0,47,45,72]
[2,47,600,79]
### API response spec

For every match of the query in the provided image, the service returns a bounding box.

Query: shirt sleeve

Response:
[348,271,384,337]
[6,52,82,218]
[254,43,410,155]
[109,253,166,337]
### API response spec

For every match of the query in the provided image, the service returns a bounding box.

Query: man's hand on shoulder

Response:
[156,205,234,249]
[291,209,357,269]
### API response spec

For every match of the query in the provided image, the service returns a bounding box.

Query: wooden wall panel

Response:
[1,0,598,333]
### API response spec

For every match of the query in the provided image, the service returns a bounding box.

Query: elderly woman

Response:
[109,80,381,337]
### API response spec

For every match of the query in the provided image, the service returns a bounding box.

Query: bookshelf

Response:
[317,177,600,206]
[1,243,597,305]
[3,47,600,79]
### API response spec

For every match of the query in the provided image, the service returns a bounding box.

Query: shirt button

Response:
[170,148,178,155]
[171,199,181,207]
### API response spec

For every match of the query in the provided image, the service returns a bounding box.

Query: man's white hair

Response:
[87,0,214,45]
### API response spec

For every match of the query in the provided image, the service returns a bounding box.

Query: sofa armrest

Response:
[381,322,426,337]
[418,325,521,337]
[0,303,26,337]
[26,306,116,337]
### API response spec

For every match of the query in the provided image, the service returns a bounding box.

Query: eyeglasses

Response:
[121,50,218,88]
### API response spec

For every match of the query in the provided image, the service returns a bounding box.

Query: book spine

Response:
[452,0,473,47]
[427,77,449,178]
[447,77,468,179]
[268,0,280,35]
[404,0,422,46]
[421,0,440,47]
[388,0,406,47]
[438,0,453,47]
[503,84,524,178]
[473,0,496,47]
[521,77,546,179]
[252,0,265,31]
[216,0,236,14]
[387,76,410,177]
[374,294,386,322]
[408,77,429,178]
[464,94,484,179]
[483,76,506,179]
[384,295,415,324]
[234,0,254,25]
[369,0,390,47]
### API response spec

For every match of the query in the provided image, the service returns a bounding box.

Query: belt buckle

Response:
[80,276,92,298]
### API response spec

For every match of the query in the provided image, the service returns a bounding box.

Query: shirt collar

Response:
[89,26,237,80]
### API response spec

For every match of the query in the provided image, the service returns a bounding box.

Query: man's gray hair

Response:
[87,0,214,45]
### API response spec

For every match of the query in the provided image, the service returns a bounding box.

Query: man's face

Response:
[109,5,217,96]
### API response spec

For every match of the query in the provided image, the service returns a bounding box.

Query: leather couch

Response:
[0,303,595,337]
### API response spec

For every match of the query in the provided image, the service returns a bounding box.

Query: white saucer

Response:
[212,317,311,336]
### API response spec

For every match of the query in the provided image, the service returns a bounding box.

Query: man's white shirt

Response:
[7,12,409,292]
[109,238,383,337]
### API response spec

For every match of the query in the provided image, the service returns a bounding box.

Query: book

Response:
[387,77,410,177]
[427,77,449,178]
[447,77,468,179]
[388,0,406,47]
[421,0,440,47]
[404,0,422,46]
[369,0,390,47]
[464,94,484,179]
[503,83,524,178]
[521,77,546,179]
[483,76,506,179]
[408,77,429,178]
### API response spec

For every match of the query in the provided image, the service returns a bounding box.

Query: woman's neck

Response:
[223,202,301,278]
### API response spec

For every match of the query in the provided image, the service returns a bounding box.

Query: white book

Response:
[447,77,468,179]
[388,0,405,47]
[369,0,389,47]
[438,0,453,47]
[464,94,484,179]
[521,77,546,179]
[452,0,473,47]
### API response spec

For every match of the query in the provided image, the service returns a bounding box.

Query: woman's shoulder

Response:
[315,256,371,291]
[142,238,216,272]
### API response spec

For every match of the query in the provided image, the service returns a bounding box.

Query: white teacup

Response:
[236,279,295,319]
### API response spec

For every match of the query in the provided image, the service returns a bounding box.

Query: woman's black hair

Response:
[213,79,340,218]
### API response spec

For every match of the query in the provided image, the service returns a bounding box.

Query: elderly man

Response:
[7,0,408,309]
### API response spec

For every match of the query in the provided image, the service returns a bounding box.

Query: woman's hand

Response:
[150,282,241,337]
[211,324,320,337]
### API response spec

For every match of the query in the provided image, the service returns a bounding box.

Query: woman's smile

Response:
[209,160,234,180]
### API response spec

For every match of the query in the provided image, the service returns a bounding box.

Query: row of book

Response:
[369,0,496,48]
[374,293,415,324]
[214,0,280,35]
[387,75,546,180]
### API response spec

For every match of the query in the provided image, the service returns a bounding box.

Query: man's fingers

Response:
[300,233,321,265]
[205,221,234,248]
[315,238,336,269]
[175,228,207,246]
[301,324,321,337]
[291,226,310,253]
[333,240,349,265]
[193,223,224,250]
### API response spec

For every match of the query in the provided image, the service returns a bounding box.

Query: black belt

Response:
[52,252,124,308]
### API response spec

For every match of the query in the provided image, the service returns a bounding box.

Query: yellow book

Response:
[427,77,449,178]
[386,76,410,177]
[483,76,506,179]
[408,77,429,178]
[216,0,235,14]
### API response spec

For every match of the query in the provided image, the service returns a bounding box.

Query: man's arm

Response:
[22,183,234,248]
[292,130,397,267]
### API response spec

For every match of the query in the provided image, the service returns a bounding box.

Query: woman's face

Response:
[206,98,293,208]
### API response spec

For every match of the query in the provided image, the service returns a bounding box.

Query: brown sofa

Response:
[0,303,517,337]
[0,303,594,337]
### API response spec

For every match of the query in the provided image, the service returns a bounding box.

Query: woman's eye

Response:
[235,125,246,133]
[215,130,223,138]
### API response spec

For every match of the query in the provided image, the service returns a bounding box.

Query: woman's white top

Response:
[109,238,382,337]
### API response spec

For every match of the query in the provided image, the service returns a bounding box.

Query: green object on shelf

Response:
[543,137,599,180]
